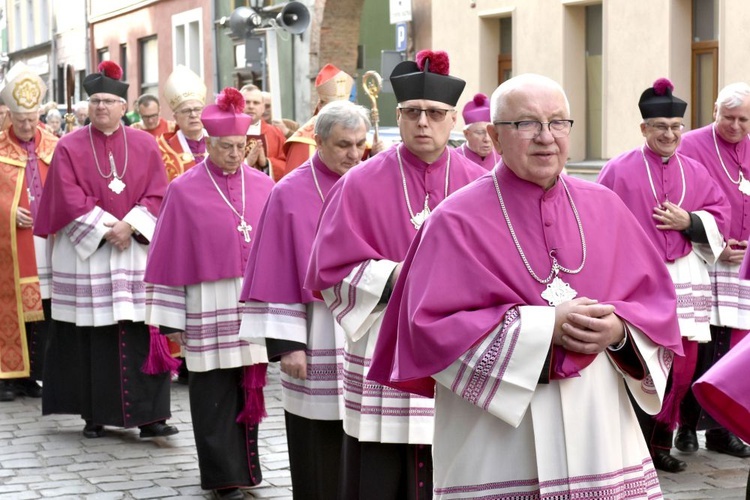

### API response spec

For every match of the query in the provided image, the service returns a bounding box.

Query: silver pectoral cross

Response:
[237,219,252,243]
[27,187,35,202]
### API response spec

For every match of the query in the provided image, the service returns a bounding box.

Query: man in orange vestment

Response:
[0,62,58,401]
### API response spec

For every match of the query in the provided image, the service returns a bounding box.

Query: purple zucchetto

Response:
[462,93,491,124]
[201,87,253,137]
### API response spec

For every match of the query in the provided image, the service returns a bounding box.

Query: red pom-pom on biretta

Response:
[416,50,450,76]
[473,93,488,106]
[652,78,674,96]
[216,87,245,114]
[98,61,123,81]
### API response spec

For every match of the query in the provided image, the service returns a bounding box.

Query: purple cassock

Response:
[241,153,339,303]
[305,144,487,291]
[693,332,750,443]
[679,124,750,241]
[144,158,274,286]
[455,142,500,171]
[368,163,684,397]
[34,125,166,235]
[598,145,730,261]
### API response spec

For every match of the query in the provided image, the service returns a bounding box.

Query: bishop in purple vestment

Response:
[304,51,486,500]
[598,78,729,473]
[457,92,499,169]
[33,61,177,440]
[144,88,274,500]
[369,74,683,499]
[675,82,750,458]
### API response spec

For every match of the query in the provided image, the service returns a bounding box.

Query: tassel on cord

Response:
[142,325,182,375]
[655,338,697,430]
[236,363,268,425]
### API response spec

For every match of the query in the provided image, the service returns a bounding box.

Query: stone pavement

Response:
[1,363,748,499]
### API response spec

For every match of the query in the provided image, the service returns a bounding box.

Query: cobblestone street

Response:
[0,364,748,499]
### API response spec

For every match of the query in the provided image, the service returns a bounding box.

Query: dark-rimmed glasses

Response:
[494,120,574,139]
[398,107,455,122]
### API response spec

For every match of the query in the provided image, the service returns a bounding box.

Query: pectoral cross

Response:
[27,188,34,202]
[237,219,252,243]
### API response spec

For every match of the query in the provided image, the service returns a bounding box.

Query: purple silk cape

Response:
[305,144,487,292]
[144,158,274,287]
[34,125,167,236]
[241,153,340,304]
[598,145,730,262]
[693,333,750,442]
[368,164,683,398]
[679,124,750,241]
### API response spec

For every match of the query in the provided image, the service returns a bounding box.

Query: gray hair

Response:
[74,101,88,112]
[716,82,750,109]
[489,73,570,123]
[46,109,62,120]
[314,100,371,140]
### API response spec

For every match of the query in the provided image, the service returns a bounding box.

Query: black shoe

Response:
[674,427,699,453]
[212,488,244,500]
[0,381,16,402]
[83,421,105,439]
[652,449,687,473]
[13,379,42,398]
[139,421,179,438]
[705,429,750,458]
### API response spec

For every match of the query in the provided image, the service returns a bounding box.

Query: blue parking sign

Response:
[396,23,407,52]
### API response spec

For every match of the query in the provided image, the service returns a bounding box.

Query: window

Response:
[120,44,128,81]
[140,36,159,96]
[172,8,203,77]
[497,17,512,84]
[40,0,50,42]
[691,0,718,128]
[97,48,110,65]
[25,0,33,46]
[13,0,22,48]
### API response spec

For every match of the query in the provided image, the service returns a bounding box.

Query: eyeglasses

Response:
[89,98,124,107]
[646,122,684,134]
[176,107,204,116]
[468,129,489,138]
[398,107,455,122]
[493,120,574,139]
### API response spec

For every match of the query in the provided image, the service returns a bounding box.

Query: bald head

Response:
[490,74,570,123]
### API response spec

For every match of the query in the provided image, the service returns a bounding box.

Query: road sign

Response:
[390,0,412,24]
[396,23,407,52]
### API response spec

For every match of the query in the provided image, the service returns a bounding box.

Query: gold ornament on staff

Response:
[64,65,77,133]
[362,71,382,144]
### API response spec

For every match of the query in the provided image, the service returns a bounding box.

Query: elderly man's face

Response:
[75,106,88,125]
[641,117,684,158]
[489,84,570,189]
[10,111,38,142]
[241,89,265,125]
[88,93,126,132]
[714,96,750,144]
[173,99,204,137]
[397,99,456,163]
[315,121,367,176]
[138,101,161,131]
[464,121,494,158]
[206,135,246,173]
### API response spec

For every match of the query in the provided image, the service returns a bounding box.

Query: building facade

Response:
[433,0,750,163]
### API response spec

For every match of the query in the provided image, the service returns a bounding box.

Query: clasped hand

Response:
[103,220,133,251]
[553,297,624,354]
